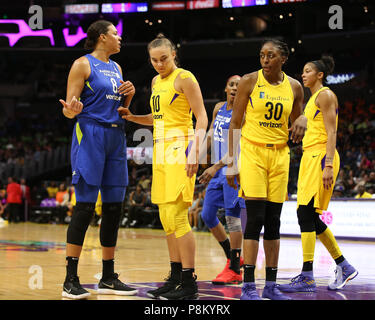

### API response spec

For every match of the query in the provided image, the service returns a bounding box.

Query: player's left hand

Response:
[118,80,135,97]
[185,162,199,178]
[289,115,307,143]
[323,167,334,190]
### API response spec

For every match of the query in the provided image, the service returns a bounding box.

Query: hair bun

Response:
[321,55,335,75]
[156,33,166,39]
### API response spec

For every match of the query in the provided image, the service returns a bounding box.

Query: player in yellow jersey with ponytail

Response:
[278,56,357,293]
[227,39,307,300]
[119,34,207,300]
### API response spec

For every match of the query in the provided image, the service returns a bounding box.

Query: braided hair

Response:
[261,38,290,60]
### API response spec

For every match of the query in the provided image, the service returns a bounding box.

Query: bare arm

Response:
[129,191,135,205]
[59,57,90,119]
[120,112,154,126]
[288,77,307,143]
[226,73,256,188]
[118,76,156,126]
[317,89,338,189]
[140,194,147,206]
[175,71,208,178]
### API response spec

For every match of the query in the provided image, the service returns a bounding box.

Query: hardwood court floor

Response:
[0,222,374,300]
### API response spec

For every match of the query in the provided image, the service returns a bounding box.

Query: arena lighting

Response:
[222,0,268,8]
[63,20,123,47]
[0,19,55,47]
[101,3,148,13]
[186,0,220,10]
[272,0,307,3]
[326,73,356,84]
[65,4,99,14]
[151,1,185,11]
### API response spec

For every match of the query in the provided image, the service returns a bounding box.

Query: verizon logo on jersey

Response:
[106,94,121,101]
[259,121,283,128]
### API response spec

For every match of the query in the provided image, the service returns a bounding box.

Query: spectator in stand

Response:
[342,170,356,196]
[355,185,372,199]
[128,165,137,187]
[353,172,369,194]
[366,171,375,194]
[33,182,49,206]
[47,181,58,199]
[56,183,69,206]
[335,170,345,189]
[138,175,151,191]
[127,184,147,227]
[66,186,76,224]
[6,177,22,223]
[56,183,70,223]
[142,187,159,228]
[20,178,31,222]
[67,186,102,225]
[0,189,8,220]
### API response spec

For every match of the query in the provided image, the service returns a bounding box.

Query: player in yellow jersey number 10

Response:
[119,34,208,300]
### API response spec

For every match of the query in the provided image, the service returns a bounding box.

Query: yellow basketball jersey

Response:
[242,69,294,144]
[302,87,338,149]
[150,68,195,140]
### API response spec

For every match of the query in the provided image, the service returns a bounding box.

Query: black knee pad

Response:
[100,202,123,247]
[244,200,267,241]
[314,212,327,235]
[67,202,95,246]
[263,201,282,240]
[297,204,316,233]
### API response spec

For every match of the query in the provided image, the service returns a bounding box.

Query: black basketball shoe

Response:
[62,275,91,300]
[147,273,180,299]
[97,273,138,296]
[159,274,198,300]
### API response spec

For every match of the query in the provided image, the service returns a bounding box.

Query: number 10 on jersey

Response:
[152,95,160,112]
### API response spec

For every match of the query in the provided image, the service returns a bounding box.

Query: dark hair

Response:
[227,75,241,83]
[310,55,335,82]
[261,38,290,59]
[147,33,179,66]
[84,20,113,50]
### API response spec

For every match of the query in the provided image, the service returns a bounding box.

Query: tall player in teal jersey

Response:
[198,76,245,285]
[59,20,137,299]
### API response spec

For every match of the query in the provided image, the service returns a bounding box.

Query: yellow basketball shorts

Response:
[151,138,196,205]
[297,146,340,213]
[158,195,191,238]
[238,137,290,203]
